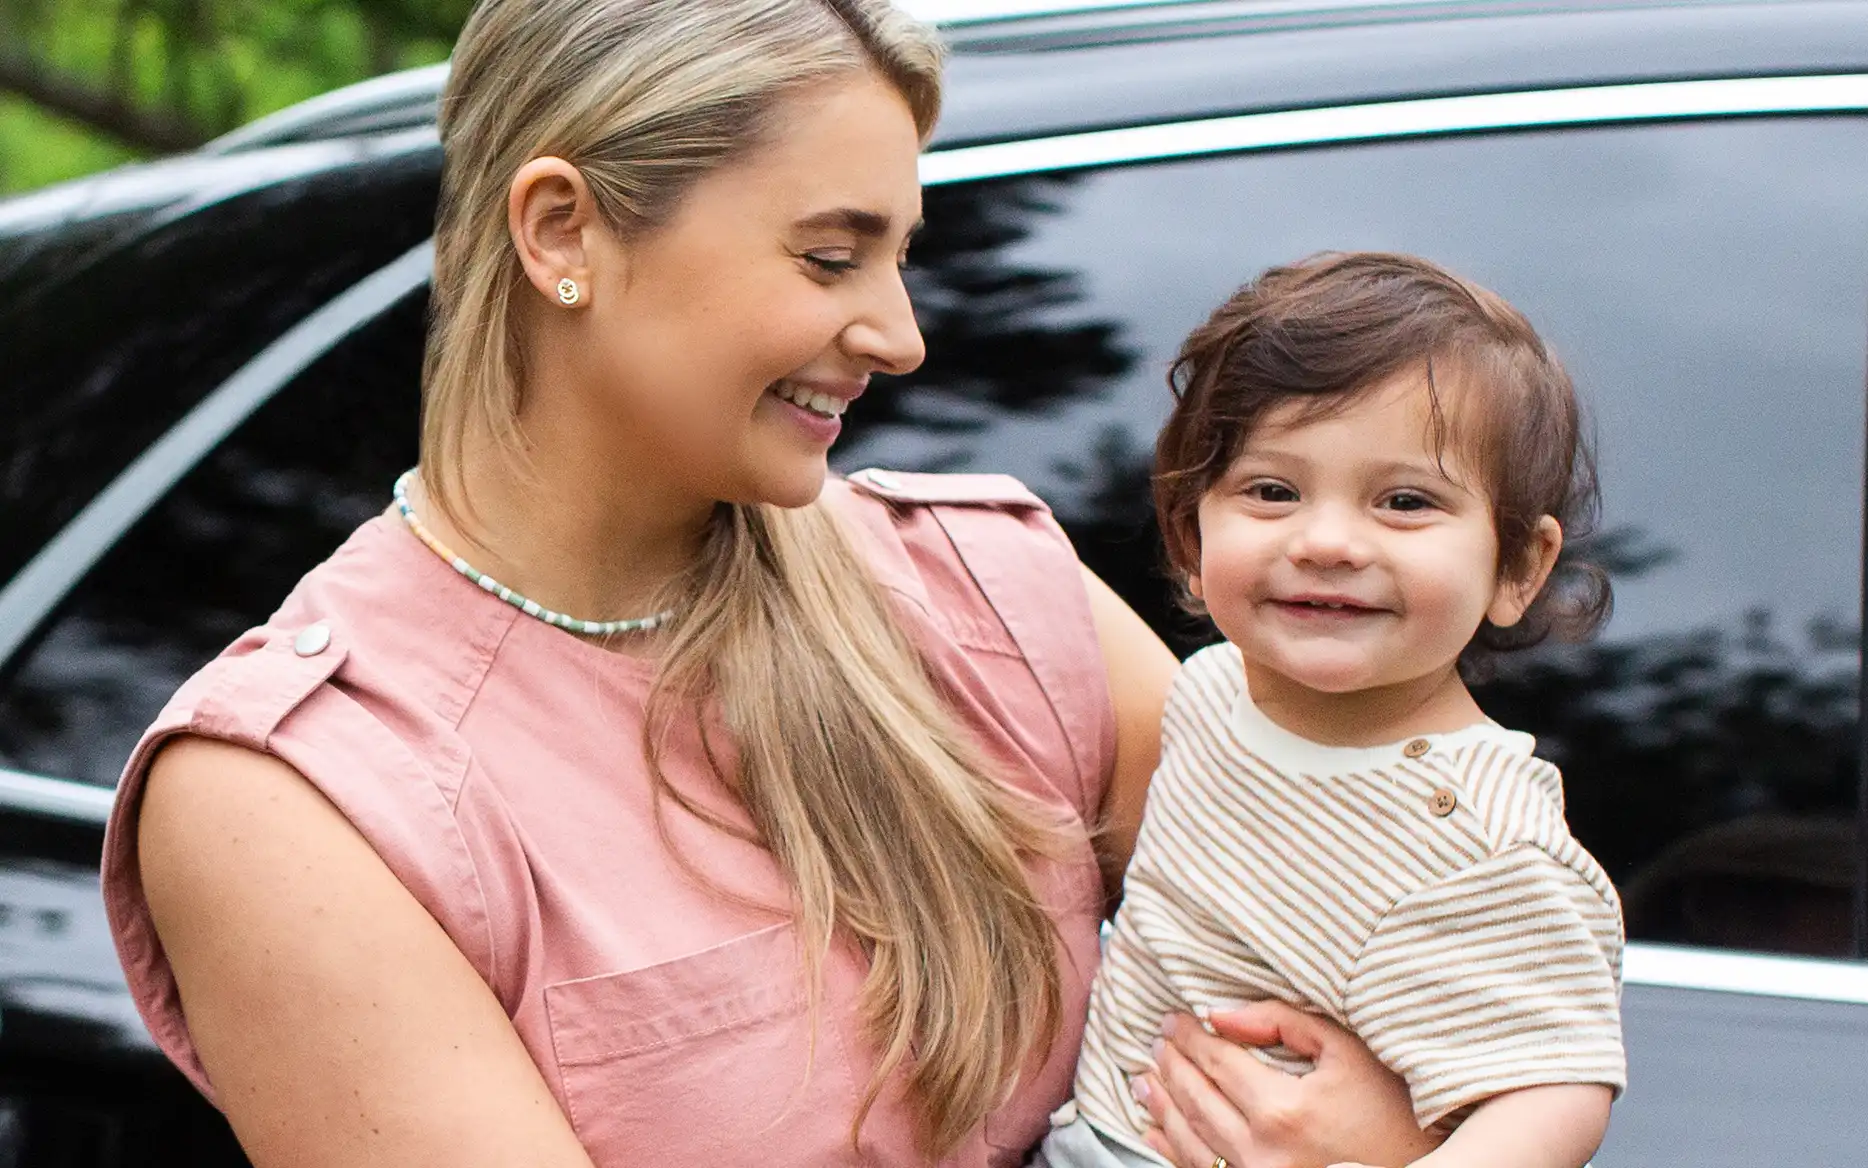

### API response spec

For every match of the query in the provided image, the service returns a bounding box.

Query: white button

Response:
[293,623,332,657]
[860,468,901,491]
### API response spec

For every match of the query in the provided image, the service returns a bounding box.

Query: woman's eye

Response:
[805,253,858,275]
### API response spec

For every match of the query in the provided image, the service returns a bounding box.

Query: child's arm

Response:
[1330,1082,1613,1168]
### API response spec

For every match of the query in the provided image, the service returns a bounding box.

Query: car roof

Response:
[4,0,1866,238]
[192,0,1868,153]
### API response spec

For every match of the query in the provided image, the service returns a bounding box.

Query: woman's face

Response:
[566,69,927,510]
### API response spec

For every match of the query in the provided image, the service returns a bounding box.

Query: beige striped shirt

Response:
[1074,643,1625,1158]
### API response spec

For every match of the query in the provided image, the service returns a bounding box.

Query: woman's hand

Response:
[1130,1003,1439,1168]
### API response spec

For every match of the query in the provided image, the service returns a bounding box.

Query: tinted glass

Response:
[5,118,1865,962]
[0,140,438,584]
[0,292,424,786]
[847,117,1868,957]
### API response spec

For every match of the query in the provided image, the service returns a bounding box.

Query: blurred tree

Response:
[0,0,472,192]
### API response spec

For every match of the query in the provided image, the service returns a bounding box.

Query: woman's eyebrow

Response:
[793,208,924,240]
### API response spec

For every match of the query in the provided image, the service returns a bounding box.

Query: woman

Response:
[101,2,1438,1165]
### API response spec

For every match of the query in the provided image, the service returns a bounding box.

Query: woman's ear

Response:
[1487,516,1563,628]
[508,157,605,308]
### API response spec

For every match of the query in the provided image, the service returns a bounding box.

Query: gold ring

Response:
[1211,1158,1228,1168]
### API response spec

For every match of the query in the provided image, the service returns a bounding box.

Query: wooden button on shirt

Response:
[1428,788,1459,817]
[1403,737,1431,759]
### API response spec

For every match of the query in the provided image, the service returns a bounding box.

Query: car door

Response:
[5,60,1868,1168]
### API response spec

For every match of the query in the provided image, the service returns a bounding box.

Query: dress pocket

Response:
[545,922,859,1166]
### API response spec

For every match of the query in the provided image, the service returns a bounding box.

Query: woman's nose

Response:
[845,266,926,376]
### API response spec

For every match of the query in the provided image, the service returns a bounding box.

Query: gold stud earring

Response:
[556,277,581,306]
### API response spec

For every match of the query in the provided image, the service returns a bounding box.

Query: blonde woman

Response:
[99,2,1433,1165]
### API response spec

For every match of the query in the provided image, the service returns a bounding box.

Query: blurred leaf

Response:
[0,0,469,193]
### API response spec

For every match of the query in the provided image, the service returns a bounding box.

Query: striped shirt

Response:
[1074,643,1625,1158]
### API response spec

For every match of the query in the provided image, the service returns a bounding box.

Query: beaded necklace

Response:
[392,469,676,637]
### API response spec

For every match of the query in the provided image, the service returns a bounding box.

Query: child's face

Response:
[1192,368,1542,701]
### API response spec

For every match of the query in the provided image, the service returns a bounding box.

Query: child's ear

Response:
[1487,516,1563,628]
[1187,571,1204,601]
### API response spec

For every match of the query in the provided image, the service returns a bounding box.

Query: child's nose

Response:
[1286,504,1374,569]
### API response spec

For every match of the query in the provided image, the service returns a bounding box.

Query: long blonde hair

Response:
[422,0,1074,1153]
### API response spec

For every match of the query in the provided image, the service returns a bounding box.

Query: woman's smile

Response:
[765,376,866,443]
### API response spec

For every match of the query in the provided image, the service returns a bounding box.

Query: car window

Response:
[0,292,424,788]
[849,115,1868,958]
[0,147,438,587]
[5,115,1864,963]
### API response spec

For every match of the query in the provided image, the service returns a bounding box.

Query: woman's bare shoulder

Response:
[136,736,595,1168]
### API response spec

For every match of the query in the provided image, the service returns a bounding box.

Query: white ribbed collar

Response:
[1228,664,1537,776]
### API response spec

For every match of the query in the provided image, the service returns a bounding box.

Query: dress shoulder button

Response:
[293,623,332,657]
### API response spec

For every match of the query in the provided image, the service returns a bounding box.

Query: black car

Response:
[4,0,1868,1163]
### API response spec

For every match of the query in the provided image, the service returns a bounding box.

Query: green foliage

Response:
[0,0,469,194]
[0,94,135,192]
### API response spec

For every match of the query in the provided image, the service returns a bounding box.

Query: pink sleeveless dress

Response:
[100,471,1116,1167]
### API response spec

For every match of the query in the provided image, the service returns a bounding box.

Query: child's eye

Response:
[1383,490,1436,513]
[1244,481,1299,504]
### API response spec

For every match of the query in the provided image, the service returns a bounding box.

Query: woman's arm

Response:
[1133,1005,1442,1168]
[139,735,597,1168]
[1078,564,1179,903]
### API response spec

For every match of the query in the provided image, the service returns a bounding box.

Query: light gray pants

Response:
[1032,1111,1601,1168]
[1030,1115,1164,1168]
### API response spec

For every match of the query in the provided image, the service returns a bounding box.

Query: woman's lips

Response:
[767,382,847,443]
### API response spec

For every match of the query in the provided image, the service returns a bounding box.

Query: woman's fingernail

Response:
[1129,1074,1151,1104]
[1149,1036,1166,1064]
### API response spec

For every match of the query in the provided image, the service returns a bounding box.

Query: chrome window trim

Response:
[919,74,1868,185]
[0,767,117,825]
[0,240,436,671]
[1623,943,1868,1006]
[7,739,1868,1006]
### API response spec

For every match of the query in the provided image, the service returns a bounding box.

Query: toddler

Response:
[1042,252,1625,1168]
